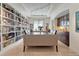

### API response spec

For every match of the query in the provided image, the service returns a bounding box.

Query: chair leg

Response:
[56,45,58,52]
[23,45,25,52]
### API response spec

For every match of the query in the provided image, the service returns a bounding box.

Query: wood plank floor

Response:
[0,39,79,56]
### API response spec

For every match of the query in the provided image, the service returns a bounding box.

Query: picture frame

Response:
[75,11,79,32]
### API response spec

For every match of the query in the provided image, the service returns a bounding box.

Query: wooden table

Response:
[23,32,58,52]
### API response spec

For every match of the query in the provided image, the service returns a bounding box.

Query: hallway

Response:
[0,39,79,56]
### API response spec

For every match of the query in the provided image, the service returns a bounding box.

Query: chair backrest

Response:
[55,30,57,35]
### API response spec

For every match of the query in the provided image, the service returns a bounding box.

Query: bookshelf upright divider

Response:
[0,3,3,50]
[0,3,28,51]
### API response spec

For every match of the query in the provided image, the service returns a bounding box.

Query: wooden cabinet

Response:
[56,14,69,46]
[58,32,69,46]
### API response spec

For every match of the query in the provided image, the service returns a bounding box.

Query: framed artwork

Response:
[76,11,79,32]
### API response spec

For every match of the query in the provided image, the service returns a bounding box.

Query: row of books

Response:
[2,4,15,14]
[16,17,21,22]
[2,32,15,41]
[0,18,27,26]
[3,38,14,47]
[2,27,22,33]
[3,41,11,47]
[2,26,14,33]
[16,27,21,31]
[2,9,25,24]
[2,11,28,26]
[2,32,22,41]
[3,10,14,19]
[2,16,27,26]
[2,18,24,26]
[1,3,28,24]
[16,32,21,36]
[2,31,22,47]
[2,18,14,25]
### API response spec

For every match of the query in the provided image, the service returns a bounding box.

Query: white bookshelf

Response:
[0,3,1,51]
[0,3,29,51]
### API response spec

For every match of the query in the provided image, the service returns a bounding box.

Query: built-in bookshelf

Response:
[0,3,29,51]
[55,14,69,46]
[0,3,1,51]
[56,14,69,32]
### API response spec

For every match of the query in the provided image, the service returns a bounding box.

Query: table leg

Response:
[23,45,25,52]
[56,45,58,52]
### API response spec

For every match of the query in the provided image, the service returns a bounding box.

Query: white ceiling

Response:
[56,10,69,18]
[21,3,49,11]
[8,3,61,17]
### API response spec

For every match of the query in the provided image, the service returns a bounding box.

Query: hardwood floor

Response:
[0,39,79,56]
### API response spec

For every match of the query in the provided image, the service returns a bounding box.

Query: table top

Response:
[27,31,53,35]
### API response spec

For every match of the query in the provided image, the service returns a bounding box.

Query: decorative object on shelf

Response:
[30,24,33,34]
[38,26,43,34]
[45,23,50,33]
[38,26,43,31]
[2,34,9,41]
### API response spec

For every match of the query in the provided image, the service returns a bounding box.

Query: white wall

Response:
[50,3,70,20]
[69,4,79,54]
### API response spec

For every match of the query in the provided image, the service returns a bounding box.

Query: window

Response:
[33,20,43,31]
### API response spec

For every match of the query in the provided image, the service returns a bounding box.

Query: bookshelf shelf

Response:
[2,16,14,21]
[0,3,28,51]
